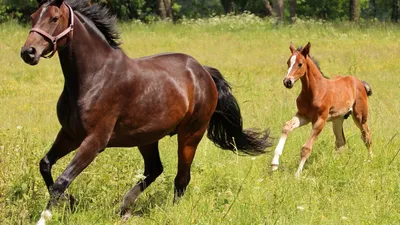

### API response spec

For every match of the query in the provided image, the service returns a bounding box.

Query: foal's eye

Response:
[51,16,59,23]
[298,63,303,68]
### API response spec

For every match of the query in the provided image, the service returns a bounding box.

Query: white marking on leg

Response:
[271,136,287,170]
[295,159,306,178]
[271,116,303,171]
[286,55,297,77]
[36,210,52,225]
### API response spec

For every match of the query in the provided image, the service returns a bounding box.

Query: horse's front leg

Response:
[37,123,114,225]
[271,114,309,171]
[295,115,327,178]
[40,129,80,193]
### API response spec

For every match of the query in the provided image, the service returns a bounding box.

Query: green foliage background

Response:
[0,0,397,22]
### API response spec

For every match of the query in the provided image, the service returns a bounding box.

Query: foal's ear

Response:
[289,42,296,54]
[301,42,311,57]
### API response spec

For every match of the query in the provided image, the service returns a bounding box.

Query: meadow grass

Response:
[1,16,400,224]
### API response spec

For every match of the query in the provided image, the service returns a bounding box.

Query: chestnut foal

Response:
[271,42,373,177]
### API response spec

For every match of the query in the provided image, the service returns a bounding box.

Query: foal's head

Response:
[21,0,73,65]
[283,42,311,89]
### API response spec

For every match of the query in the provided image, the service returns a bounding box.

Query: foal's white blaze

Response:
[286,55,297,77]
[36,210,52,225]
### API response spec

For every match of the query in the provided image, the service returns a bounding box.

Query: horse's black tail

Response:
[204,66,272,155]
[361,80,373,96]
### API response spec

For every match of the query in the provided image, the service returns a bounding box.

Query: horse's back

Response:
[330,75,367,98]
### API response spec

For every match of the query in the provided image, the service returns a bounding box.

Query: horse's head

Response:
[283,42,311,89]
[21,0,73,65]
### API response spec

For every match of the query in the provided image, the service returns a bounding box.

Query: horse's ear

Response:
[36,0,47,5]
[301,42,311,57]
[54,0,64,7]
[289,42,296,54]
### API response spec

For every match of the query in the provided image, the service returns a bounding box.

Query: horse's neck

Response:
[300,57,324,96]
[57,14,117,100]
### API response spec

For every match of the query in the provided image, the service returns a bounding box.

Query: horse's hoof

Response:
[121,209,132,221]
[68,194,77,211]
[271,164,279,171]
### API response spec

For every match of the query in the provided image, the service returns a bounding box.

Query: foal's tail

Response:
[361,80,373,96]
[204,66,272,155]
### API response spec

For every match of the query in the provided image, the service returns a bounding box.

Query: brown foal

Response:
[271,42,373,177]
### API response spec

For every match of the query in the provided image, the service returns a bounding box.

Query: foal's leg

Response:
[120,142,163,219]
[352,109,373,159]
[271,114,308,171]
[174,127,206,202]
[295,117,326,178]
[332,118,346,150]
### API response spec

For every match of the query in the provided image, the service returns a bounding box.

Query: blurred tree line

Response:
[0,0,398,23]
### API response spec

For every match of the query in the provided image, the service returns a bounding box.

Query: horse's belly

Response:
[106,130,171,147]
[107,116,182,147]
[327,105,352,121]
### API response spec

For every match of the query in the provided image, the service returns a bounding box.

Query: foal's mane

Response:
[40,0,121,49]
[296,46,329,79]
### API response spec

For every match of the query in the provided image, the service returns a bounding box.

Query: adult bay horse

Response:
[20,0,271,223]
[270,42,372,178]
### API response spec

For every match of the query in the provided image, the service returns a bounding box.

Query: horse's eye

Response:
[51,16,59,23]
[298,63,303,68]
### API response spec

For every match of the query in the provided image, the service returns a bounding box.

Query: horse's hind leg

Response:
[352,107,372,159]
[174,126,207,202]
[332,118,346,150]
[120,142,163,219]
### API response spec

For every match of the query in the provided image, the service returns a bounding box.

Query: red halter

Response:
[30,3,74,58]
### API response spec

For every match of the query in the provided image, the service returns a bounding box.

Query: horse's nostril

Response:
[284,79,288,86]
[28,47,36,55]
[283,79,293,88]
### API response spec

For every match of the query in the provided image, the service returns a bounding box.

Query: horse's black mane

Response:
[296,46,329,79]
[40,0,121,49]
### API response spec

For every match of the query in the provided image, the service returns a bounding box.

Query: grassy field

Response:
[1,16,400,224]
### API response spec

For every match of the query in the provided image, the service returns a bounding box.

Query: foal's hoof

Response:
[271,164,279,171]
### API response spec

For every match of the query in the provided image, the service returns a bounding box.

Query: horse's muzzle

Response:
[21,46,39,65]
[283,78,294,89]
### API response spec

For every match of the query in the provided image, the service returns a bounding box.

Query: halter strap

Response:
[30,3,74,58]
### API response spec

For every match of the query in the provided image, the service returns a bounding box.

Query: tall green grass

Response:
[1,16,400,224]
